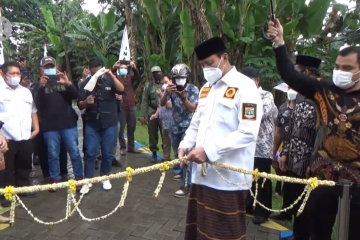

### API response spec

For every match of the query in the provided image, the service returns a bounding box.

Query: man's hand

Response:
[187,147,208,164]
[165,84,177,96]
[113,61,121,69]
[178,148,190,169]
[30,129,39,139]
[150,114,158,121]
[130,61,136,69]
[0,138,8,153]
[40,75,49,87]
[138,117,148,125]
[175,90,185,100]
[267,19,284,46]
[279,155,288,172]
[58,71,71,86]
[115,94,122,101]
[86,95,95,105]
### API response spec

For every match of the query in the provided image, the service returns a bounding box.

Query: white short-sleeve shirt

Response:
[0,82,37,141]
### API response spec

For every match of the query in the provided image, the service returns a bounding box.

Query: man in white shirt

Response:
[178,37,263,240]
[0,62,39,199]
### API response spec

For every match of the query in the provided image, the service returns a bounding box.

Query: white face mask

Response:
[175,78,187,86]
[203,57,224,85]
[287,89,298,101]
[162,83,168,92]
[333,70,360,90]
[6,76,21,86]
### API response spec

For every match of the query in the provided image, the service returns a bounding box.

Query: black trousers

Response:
[303,185,360,240]
[37,130,68,179]
[148,116,162,153]
[119,108,137,150]
[4,140,33,187]
[246,157,272,218]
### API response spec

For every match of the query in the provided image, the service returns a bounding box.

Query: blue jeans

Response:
[84,125,118,178]
[171,131,191,188]
[43,127,83,180]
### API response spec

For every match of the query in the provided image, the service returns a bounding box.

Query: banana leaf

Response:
[180,9,195,58]
[143,0,164,31]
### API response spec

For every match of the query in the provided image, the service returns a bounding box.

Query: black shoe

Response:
[112,158,122,167]
[1,199,11,208]
[270,213,292,222]
[95,160,99,170]
[252,216,268,225]
[61,175,69,182]
[151,152,157,163]
[127,149,141,154]
[18,192,37,198]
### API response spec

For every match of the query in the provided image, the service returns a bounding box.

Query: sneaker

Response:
[128,148,141,154]
[172,174,182,181]
[102,180,112,191]
[174,187,189,198]
[80,184,92,195]
[112,158,122,167]
[151,152,158,163]
[120,149,127,155]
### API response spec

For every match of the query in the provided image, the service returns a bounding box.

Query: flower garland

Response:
[0,158,336,226]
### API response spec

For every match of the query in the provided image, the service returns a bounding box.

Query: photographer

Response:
[35,57,83,189]
[78,57,124,195]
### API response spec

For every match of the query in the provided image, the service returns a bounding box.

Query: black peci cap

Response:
[296,55,321,69]
[241,67,259,78]
[194,37,226,61]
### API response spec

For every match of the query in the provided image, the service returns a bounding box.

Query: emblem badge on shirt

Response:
[242,103,257,120]
[224,87,238,99]
[105,87,111,91]
[200,87,211,99]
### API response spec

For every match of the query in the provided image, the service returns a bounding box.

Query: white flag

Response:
[44,42,47,57]
[119,26,130,62]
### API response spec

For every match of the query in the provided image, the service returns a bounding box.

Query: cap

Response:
[241,67,259,78]
[296,55,321,69]
[194,37,226,61]
[40,57,56,67]
[151,66,161,73]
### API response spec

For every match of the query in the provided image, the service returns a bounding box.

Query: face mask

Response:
[287,89,298,101]
[175,78,187,91]
[119,69,128,76]
[6,76,21,86]
[44,68,57,75]
[333,70,360,90]
[203,57,224,85]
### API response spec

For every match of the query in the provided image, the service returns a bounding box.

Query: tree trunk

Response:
[58,1,72,81]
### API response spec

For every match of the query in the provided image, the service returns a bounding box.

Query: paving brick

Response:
[98,232,115,240]
[267,233,279,240]
[158,229,181,238]
[131,226,149,237]
[84,237,100,240]
[82,229,104,238]
[144,223,163,234]
[63,232,88,240]
[177,233,185,240]
[142,233,165,240]
[113,229,132,240]
[173,225,185,233]
[161,220,178,231]
[125,237,144,240]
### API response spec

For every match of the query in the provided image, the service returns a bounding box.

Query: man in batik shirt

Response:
[242,67,278,224]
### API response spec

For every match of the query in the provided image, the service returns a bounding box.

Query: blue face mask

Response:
[44,68,56,75]
[119,69,128,76]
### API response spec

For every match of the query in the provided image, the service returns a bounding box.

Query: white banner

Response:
[119,26,130,62]
[44,42,47,57]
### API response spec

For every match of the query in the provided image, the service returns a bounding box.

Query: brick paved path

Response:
[0,108,281,240]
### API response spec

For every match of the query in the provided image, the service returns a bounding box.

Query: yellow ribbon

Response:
[159,162,170,172]
[68,180,77,193]
[4,186,14,201]
[253,168,259,181]
[126,167,134,182]
[308,177,319,190]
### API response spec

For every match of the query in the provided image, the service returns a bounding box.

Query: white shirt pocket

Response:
[216,98,237,123]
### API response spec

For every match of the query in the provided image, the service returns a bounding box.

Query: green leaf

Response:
[165,33,178,62]
[210,0,218,14]
[58,52,65,57]
[302,0,332,38]
[244,9,255,39]
[223,21,235,40]
[107,55,118,68]
[240,37,253,44]
[143,0,163,31]
[180,9,195,58]
[104,11,116,32]
[283,19,299,36]
[93,48,107,64]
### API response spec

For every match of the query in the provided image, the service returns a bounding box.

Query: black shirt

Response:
[34,82,79,132]
[78,75,120,129]
[275,44,360,182]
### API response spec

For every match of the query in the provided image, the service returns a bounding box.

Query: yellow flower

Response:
[345,122,352,129]
[253,168,259,181]
[126,167,135,182]
[334,118,339,125]
[68,180,76,193]
[159,162,170,172]
[4,186,14,201]
[308,177,318,190]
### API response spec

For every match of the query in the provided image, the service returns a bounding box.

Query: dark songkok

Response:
[241,67,259,78]
[194,37,226,61]
[296,55,321,69]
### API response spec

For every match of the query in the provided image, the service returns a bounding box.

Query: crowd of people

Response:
[0,18,360,240]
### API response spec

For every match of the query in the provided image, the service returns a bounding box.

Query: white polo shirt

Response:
[0,81,37,141]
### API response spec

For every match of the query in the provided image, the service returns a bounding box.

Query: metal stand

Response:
[336,179,352,240]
